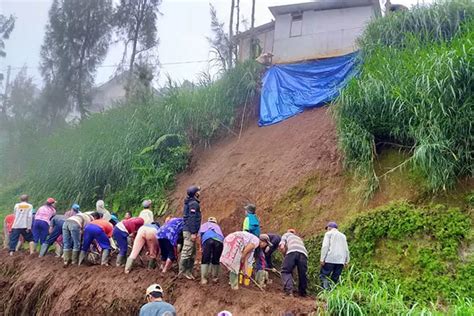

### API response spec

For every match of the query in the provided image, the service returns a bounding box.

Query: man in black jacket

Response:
[178,185,202,279]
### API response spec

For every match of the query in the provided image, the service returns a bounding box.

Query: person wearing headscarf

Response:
[139,200,154,225]
[96,200,112,222]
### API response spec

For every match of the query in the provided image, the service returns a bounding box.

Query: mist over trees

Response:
[40,0,113,123]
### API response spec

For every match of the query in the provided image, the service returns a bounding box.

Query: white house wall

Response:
[273,5,375,63]
[238,29,274,61]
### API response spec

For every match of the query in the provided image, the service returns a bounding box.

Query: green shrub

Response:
[306,203,473,305]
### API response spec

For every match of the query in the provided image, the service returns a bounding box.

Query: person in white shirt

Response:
[320,221,350,290]
[9,195,35,255]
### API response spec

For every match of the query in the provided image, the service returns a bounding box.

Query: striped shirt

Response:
[280,232,308,257]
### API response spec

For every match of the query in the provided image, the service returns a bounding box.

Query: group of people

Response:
[4,185,350,313]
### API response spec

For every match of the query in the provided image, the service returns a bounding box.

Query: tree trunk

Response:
[250,0,256,59]
[228,0,235,69]
[251,0,256,29]
[128,0,146,97]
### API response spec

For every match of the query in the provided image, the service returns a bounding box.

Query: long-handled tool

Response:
[239,272,265,292]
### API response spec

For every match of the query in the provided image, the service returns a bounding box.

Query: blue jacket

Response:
[182,196,201,234]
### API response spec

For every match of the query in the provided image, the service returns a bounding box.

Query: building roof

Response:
[269,0,380,17]
[233,21,275,41]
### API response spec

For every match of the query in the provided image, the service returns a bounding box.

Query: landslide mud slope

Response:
[170,107,344,235]
[0,251,316,315]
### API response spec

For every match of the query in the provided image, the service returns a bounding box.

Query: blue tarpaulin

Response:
[259,52,359,126]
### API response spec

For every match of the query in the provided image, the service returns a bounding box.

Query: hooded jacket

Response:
[182,196,201,234]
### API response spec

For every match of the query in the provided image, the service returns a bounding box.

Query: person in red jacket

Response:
[3,214,15,249]
[113,217,145,266]
[79,218,113,266]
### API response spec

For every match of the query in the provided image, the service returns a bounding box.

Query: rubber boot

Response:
[124,257,134,274]
[39,243,49,257]
[78,250,87,266]
[200,264,210,285]
[116,255,125,267]
[211,264,220,283]
[255,270,267,288]
[71,250,80,265]
[148,258,157,269]
[178,258,186,277]
[63,250,72,266]
[101,249,110,266]
[229,272,239,290]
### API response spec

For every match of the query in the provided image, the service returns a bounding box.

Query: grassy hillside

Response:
[335,0,474,197]
[0,61,261,217]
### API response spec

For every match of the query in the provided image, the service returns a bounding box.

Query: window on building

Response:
[290,13,303,37]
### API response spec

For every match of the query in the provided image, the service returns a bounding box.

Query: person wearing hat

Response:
[259,233,282,270]
[139,200,154,225]
[32,198,57,252]
[157,217,184,273]
[242,204,260,237]
[279,229,308,297]
[198,216,224,284]
[9,194,35,255]
[179,185,202,279]
[140,284,176,316]
[39,213,66,257]
[64,203,80,218]
[320,221,350,290]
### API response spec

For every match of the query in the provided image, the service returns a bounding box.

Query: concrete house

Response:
[235,0,381,64]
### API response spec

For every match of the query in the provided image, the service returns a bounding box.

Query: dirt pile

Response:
[0,251,316,315]
[170,107,344,236]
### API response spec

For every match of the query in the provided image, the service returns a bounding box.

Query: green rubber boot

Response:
[124,257,134,274]
[200,264,210,285]
[78,251,87,266]
[63,250,72,267]
[229,272,239,290]
[101,249,110,266]
[148,258,157,269]
[71,250,80,265]
[116,255,125,267]
[211,264,220,282]
[39,243,49,257]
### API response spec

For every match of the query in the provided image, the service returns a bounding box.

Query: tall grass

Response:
[335,1,474,194]
[1,61,261,213]
[318,268,474,315]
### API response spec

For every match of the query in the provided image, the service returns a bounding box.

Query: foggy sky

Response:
[1,0,432,88]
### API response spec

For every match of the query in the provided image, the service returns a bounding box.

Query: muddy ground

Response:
[0,250,316,315]
[169,107,343,237]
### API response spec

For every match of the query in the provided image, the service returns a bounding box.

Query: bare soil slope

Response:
[170,107,344,236]
[0,251,315,315]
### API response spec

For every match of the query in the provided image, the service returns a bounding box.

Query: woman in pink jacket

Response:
[32,198,57,251]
